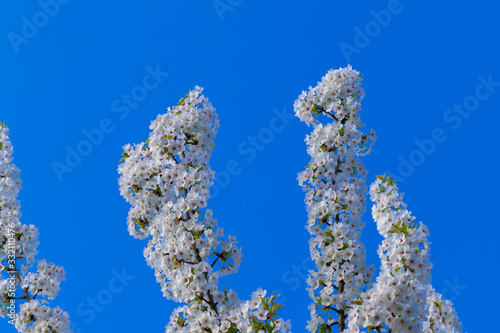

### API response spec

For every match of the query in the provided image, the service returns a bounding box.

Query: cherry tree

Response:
[0,122,72,332]
[1,66,463,333]
[117,87,291,333]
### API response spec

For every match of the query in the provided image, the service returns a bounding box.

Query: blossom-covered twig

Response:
[345,175,462,333]
[294,67,376,332]
[118,87,291,333]
[0,123,71,332]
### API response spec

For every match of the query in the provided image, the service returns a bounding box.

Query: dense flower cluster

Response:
[424,288,462,333]
[0,123,71,332]
[345,176,462,333]
[294,66,377,332]
[118,87,291,333]
[15,300,71,333]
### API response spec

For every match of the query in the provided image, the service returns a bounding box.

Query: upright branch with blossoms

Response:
[344,175,462,333]
[294,66,377,332]
[0,123,71,333]
[118,87,291,333]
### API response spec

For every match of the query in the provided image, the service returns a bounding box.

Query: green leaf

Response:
[340,242,349,250]
[227,325,238,333]
[119,152,129,162]
[176,315,185,327]
[192,230,203,239]
[133,217,148,229]
[434,301,443,311]
[270,303,284,315]
[311,104,320,115]
[251,316,262,332]
[324,230,334,239]
[387,176,396,186]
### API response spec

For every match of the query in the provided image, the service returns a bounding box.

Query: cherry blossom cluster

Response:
[423,288,462,333]
[345,175,461,333]
[294,66,376,332]
[0,122,71,332]
[15,300,71,333]
[24,259,67,301]
[118,87,291,333]
[165,288,291,333]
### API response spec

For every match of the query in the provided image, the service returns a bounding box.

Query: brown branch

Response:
[210,255,220,268]
[11,260,32,302]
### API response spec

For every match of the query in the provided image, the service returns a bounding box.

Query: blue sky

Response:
[1,1,499,332]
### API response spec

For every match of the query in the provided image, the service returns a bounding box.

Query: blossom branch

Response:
[295,66,376,332]
[118,87,291,332]
[344,175,462,333]
[0,122,71,332]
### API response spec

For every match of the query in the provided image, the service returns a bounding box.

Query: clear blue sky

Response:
[1,1,499,332]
